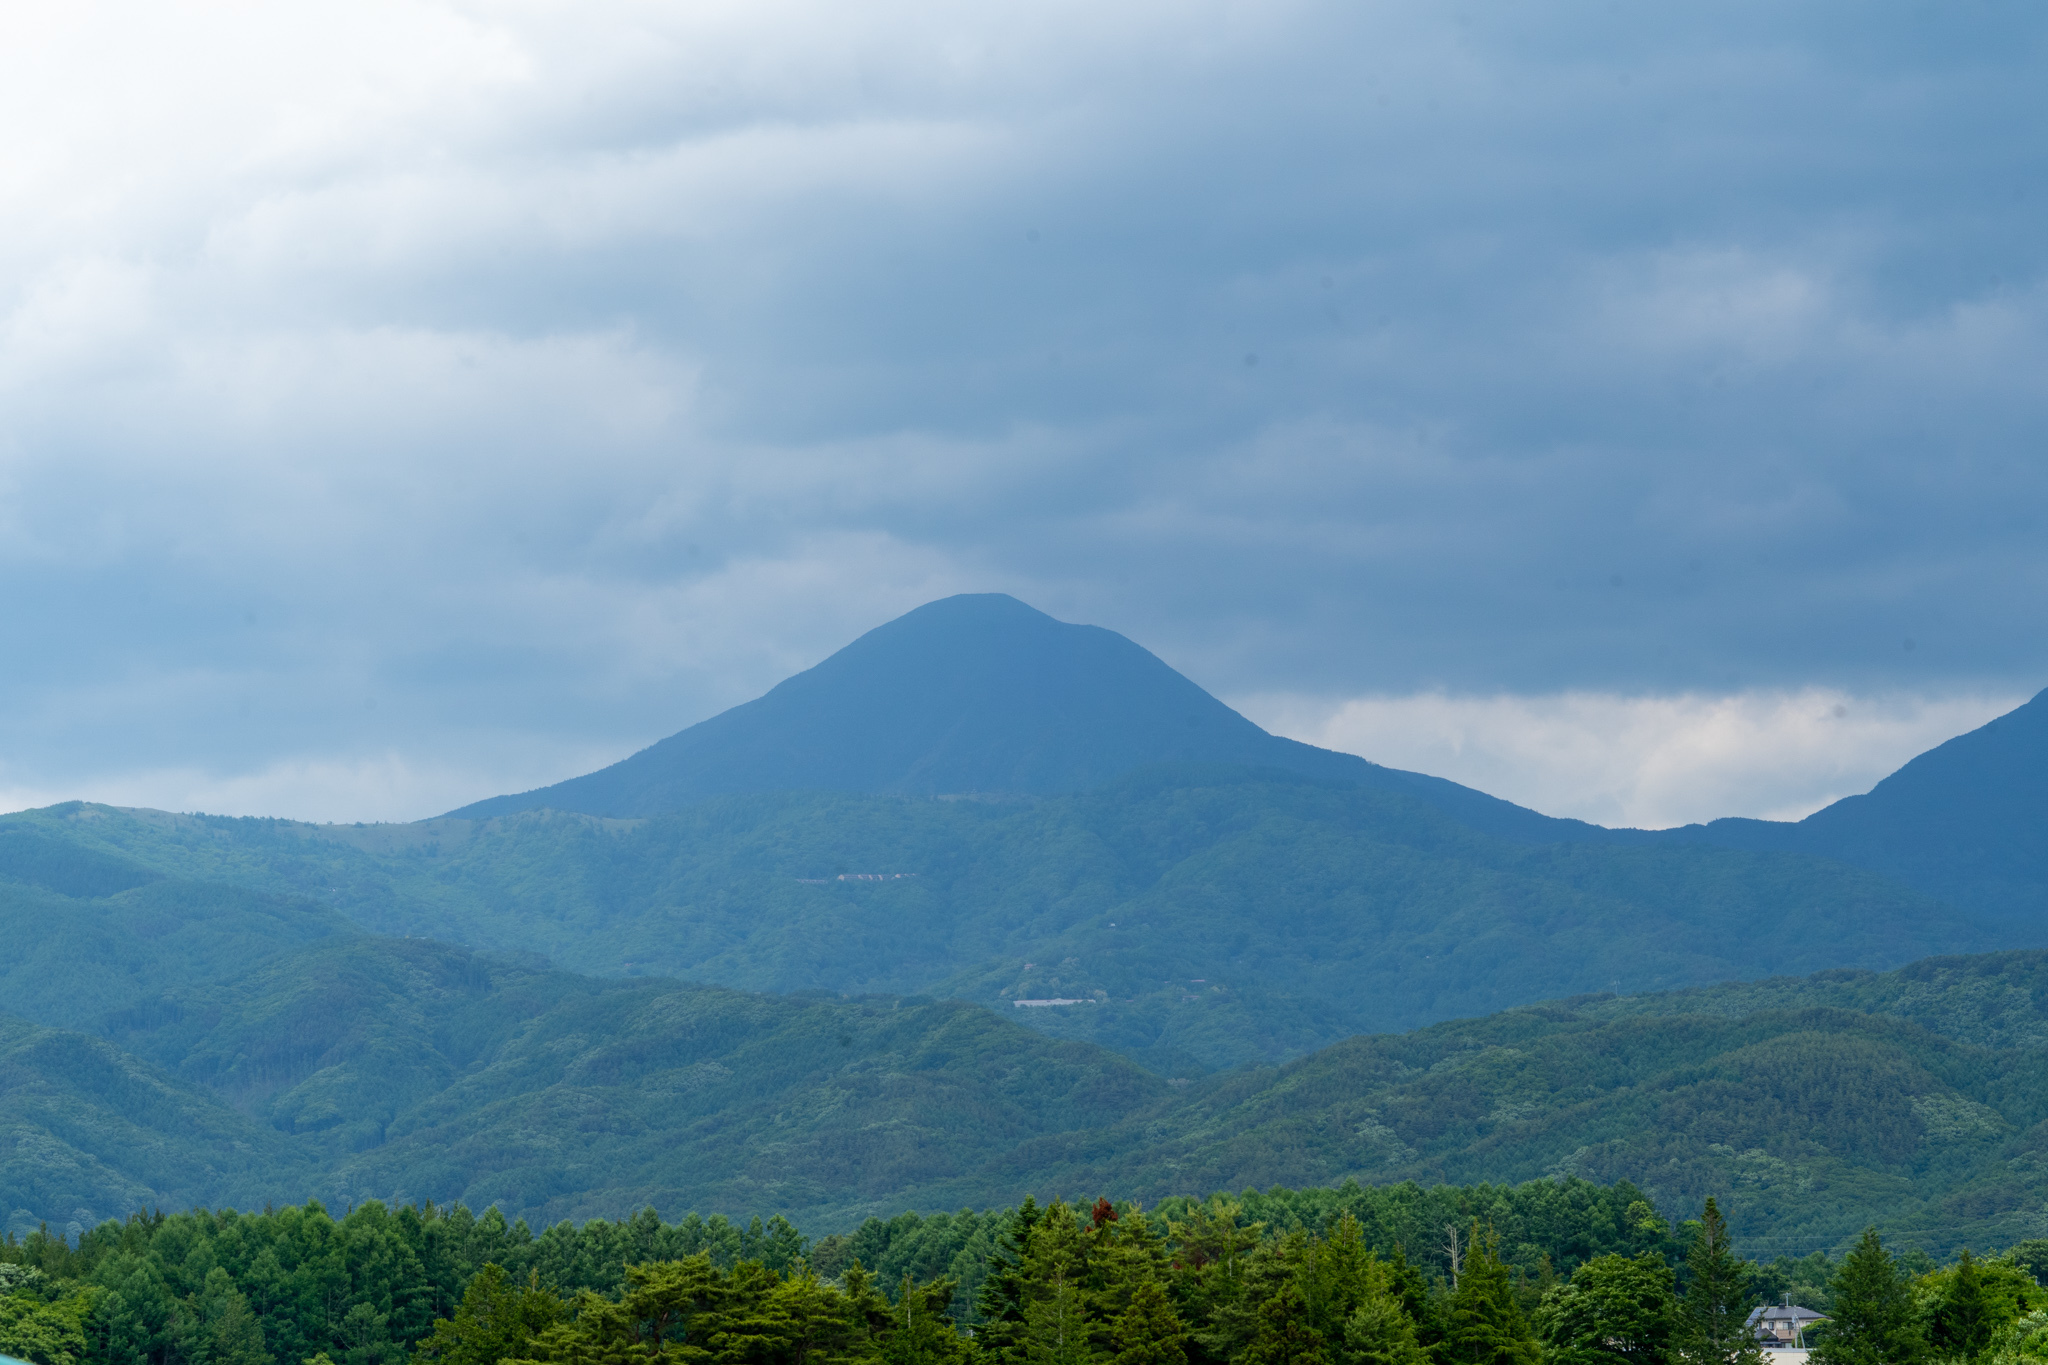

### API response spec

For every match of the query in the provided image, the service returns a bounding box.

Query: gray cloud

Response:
[0,0,2043,817]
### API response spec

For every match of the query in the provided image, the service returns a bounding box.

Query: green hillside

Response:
[0,842,355,1033]
[3,929,1173,1234]
[1054,953,2048,1258]
[0,1016,307,1238]
[6,871,2048,1257]
[4,766,2005,1074]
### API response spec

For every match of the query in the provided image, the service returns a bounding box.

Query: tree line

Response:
[1,1181,2044,1365]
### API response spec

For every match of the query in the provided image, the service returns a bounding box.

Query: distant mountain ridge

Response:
[446,594,1590,842]
[15,773,2000,1075]
[447,591,2048,923]
[1643,687,2048,922]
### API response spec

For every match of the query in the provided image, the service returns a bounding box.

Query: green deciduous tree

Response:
[1534,1253,1676,1365]
[0,1285,93,1365]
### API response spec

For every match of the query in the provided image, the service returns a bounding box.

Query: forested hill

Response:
[442,593,1580,842]
[5,771,2004,1072]
[6,834,2048,1258]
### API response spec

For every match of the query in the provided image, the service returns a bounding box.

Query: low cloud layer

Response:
[1,1,2043,822]
[1240,688,2026,830]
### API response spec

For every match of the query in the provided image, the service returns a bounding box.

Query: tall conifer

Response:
[1811,1229,1925,1365]
[1443,1228,1539,1365]
[1676,1199,1763,1365]
[1929,1250,1993,1362]
[977,1199,1046,1365]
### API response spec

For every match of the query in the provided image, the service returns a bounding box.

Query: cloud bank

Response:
[0,0,2043,821]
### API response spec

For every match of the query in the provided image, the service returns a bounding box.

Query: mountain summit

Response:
[448,593,1575,835]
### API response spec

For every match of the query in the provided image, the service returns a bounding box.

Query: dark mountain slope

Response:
[445,594,1586,843]
[1647,688,2048,921]
[9,773,2002,1072]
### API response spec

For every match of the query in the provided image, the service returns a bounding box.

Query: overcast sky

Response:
[0,0,2042,827]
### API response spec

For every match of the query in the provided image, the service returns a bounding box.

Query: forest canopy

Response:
[3,1181,2046,1365]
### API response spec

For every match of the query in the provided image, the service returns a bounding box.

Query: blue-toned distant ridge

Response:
[447,593,1589,841]
[449,592,2048,925]
[1645,686,2048,922]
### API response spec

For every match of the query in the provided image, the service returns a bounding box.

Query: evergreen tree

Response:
[977,1199,1046,1365]
[881,1275,970,1365]
[1340,1290,1428,1365]
[1108,1281,1187,1365]
[413,1263,565,1365]
[1288,1213,1425,1365]
[1022,1205,1098,1365]
[1377,1247,1443,1357]
[1442,1228,1540,1365]
[1812,1230,1925,1365]
[211,1292,275,1365]
[1677,1199,1764,1365]
[1024,1273,1094,1365]
[1241,1282,1328,1365]
[1930,1250,1995,1363]
[766,1271,870,1365]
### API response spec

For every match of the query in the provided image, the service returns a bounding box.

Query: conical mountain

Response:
[447,593,1582,837]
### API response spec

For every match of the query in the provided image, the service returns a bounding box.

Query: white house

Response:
[1748,1298,1828,1365]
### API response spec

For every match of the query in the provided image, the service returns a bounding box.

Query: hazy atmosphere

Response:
[3,0,2043,825]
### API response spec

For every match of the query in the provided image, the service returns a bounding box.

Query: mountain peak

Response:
[445,594,1581,838]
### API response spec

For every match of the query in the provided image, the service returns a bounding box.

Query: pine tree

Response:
[766,1271,869,1365]
[1442,1227,1540,1365]
[1108,1281,1187,1365]
[882,1275,970,1365]
[1676,1199,1764,1365]
[414,1263,565,1365]
[1024,1271,1095,1365]
[1341,1289,1429,1365]
[1022,1204,1099,1365]
[1811,1229,1926,1365]
[1929,1250,1994,1362]
[977,1199,1046,1365]
[1242,1282,1329,1365]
